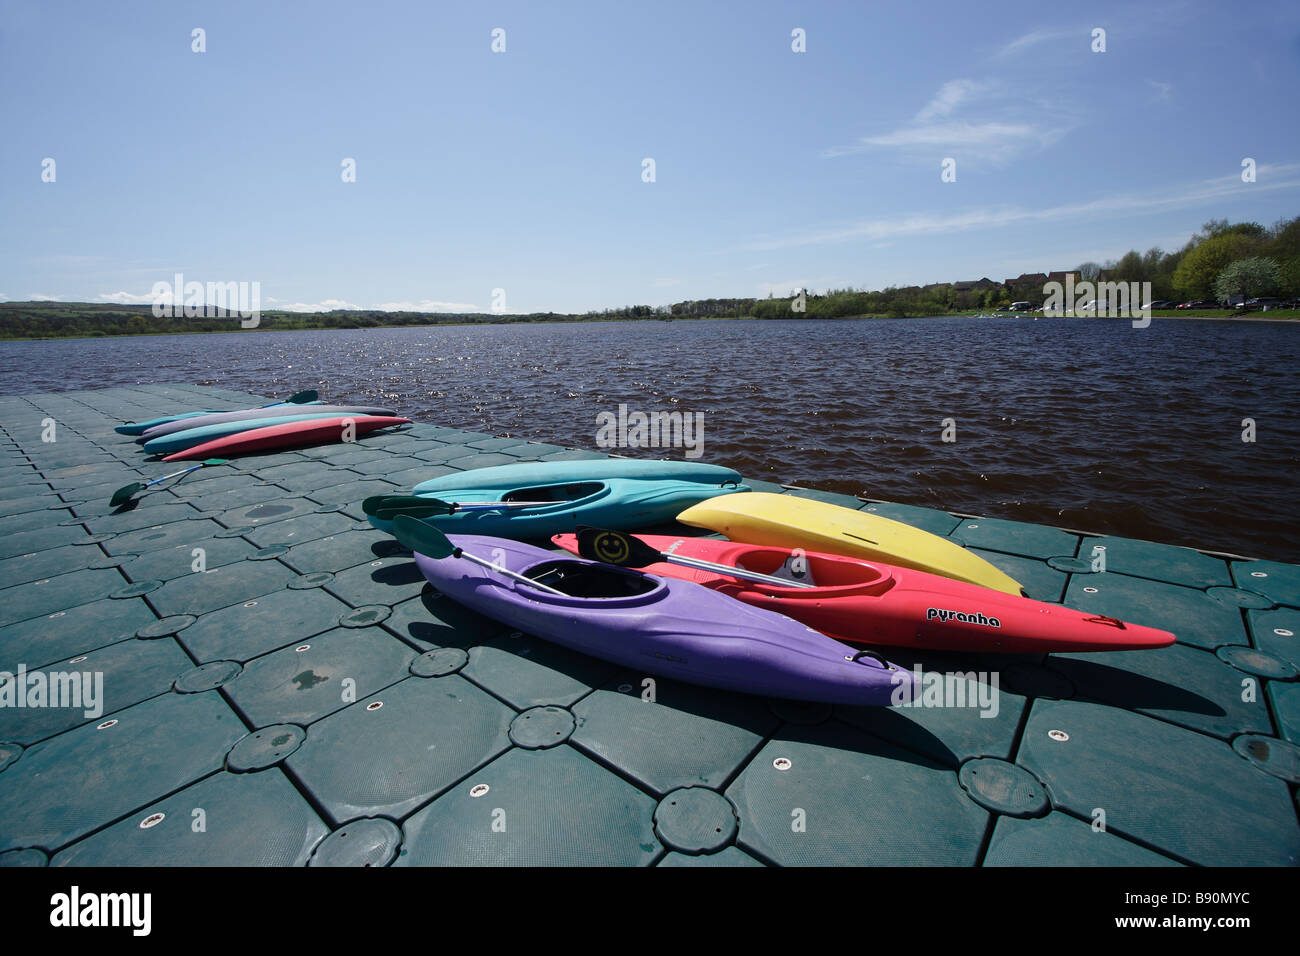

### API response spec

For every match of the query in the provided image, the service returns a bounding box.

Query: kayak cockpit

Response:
[525,559,658,598]
[503,482,606,505]
[732,549,891,591]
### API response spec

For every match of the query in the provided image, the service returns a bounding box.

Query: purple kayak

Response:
[412,535,913,706]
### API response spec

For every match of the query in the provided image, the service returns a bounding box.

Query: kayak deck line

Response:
[0,381,1295,868]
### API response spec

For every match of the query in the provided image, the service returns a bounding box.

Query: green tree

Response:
[1264,216,1300,297]
[1111,250,1145,283]
[1213,257,1281,303]
[1195,219,1264,241]
[1172,231,1263,298]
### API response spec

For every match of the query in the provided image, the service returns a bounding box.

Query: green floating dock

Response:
[0,383,1297,867]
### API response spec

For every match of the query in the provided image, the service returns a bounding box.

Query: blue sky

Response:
[2,0,1298,313]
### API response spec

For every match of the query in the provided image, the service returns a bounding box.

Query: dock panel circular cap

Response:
[309,818,402,867]
[0,848,47,867]
[1232,735,1300,784]
[0,741,22,774]
[173,660,242,694]
[958,758,1050,818]
[508,706,575,749]
[410,647,469,678]
[227,724,307,773]
[653,787,738,854]
[1216,646,1298,680]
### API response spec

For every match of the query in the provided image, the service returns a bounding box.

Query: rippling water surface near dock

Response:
[3,316,1298,561]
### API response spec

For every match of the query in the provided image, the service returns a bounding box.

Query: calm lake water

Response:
[3,317,1298,562]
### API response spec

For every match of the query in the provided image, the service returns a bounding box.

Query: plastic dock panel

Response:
[0,383,1296,866]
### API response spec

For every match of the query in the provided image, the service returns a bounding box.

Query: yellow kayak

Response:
[676,492,1024,595]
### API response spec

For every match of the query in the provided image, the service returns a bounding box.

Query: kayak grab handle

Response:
[1083,614,1127,629]
[845,649,896,670]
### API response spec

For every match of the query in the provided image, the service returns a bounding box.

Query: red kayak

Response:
[551,533,1176,653]
[162,415,411,461]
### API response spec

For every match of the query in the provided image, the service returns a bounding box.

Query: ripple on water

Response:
[1,316,1297,561]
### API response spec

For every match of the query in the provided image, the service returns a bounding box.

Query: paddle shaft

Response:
[141,462,207,489]
[370,498,557,519]
[260,389,317,407]
[454,548,568,596]
[449,500,554,512]
[659,548,816,589]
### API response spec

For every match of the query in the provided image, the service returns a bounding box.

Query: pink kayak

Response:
[161,415,411,461]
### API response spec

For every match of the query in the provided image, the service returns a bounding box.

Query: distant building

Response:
[1004,273,1048,290]
[953,278,998,292]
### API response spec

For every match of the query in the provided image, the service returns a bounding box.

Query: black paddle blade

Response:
[361,494,421,516]
[285,390,318,404]
[109,483,146,507]
[361,494,453,519]
[362,494,396,516]
[392,515,456,558]
[574,526,658,568]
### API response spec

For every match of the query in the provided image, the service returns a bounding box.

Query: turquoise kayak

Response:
[369,459,749,537]
[142,407,398,455]
[116,410,225,436]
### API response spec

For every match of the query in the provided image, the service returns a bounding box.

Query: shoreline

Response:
[3,311,1299,343]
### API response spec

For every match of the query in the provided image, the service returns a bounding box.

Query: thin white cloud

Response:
[756,280,811,298]
[370,299,481,313]
[274,299,365,312]
[29,294,62,301]
[997,27,1073,57]
[865,121,1068,164]
[826,120,1069,165]
[96,291,158,304]
[755,276,850,298]
[915,79,992,122]
[825,78,1074,165]
[1147,79,1174,101]
[745,164,1300,251]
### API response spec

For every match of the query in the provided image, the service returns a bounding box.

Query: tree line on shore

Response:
[3,215,1296,338]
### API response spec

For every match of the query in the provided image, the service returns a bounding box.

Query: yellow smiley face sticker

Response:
[593,532,630,565]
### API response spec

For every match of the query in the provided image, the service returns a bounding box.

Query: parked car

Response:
[1142,300,1177,310]
[1176,300,1218,309]
[1242,297,1283,310]
[1009,301,1034,312]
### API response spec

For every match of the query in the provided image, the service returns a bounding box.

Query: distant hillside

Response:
[4,214,1296,338]
[0,302,652,339]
